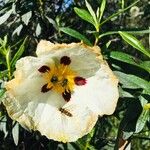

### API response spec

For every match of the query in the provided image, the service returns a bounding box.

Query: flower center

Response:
[38,56,87,102]
[51,76,58,83]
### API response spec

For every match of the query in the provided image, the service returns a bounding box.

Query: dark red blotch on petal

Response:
[41,84,52,93]
[60,56,71,65]
[74,77,86,86]
[38,65,50,73]
[62,90,71,102]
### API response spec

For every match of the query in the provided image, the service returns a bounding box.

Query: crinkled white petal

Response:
[72,63,119,116]
[3,92,98,142]
[36,40,102,78]
[3,41,119,142]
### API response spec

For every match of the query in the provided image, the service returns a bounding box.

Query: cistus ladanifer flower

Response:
[3,41,119,142]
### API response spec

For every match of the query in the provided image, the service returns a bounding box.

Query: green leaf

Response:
[115,71,150,92]
[85,0,97,25]
[140,61,150,72]
[100,0,140,26]
[119,87,134,98]
[0,9,12,25]
[12,122,19,145]
[0,89,5,99]
[0,70,8,79]
[0,116,8,138]
[119,31,150,58]
[110,51,150,73]
[46,16,58,30]
[99,29,150,39]
[12,24,23,36]
[21,11,32,25]
[74,7,95,26]
[135,96,149,133]
[35,23,41,37]
[120,100,143,139]
[99,0,106,22]
[11,37,27,67]
[59,27,92,46]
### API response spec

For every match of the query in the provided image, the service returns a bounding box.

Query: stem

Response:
[94,27,100,46]
[6,49,11,80]
[100,0,140,26]
[98,29,150,39]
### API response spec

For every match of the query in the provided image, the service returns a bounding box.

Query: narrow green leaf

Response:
[12,122,19,145]
[119,87,134,98]
[21,11,32,25]
[12,24,23,36]
[46,16,58,30]
[115,71,150,92]
[11,37,27,67]
[99,29,150,39]
[100,0,140,26]
[85,0,97,25]
[0,89,5,99]
[119,31,150,58]
[0,116,8,138]
[60,27,92,46]
[74,7,95,26]
[110,51,150,73]
[140,61,150,73]
[135,96,149,133]
[35,23,41,37]
[99,0,106,22]
[0,70,8,79]
[0,9,12,25]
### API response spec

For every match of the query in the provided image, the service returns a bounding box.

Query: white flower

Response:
[3,41,119,142]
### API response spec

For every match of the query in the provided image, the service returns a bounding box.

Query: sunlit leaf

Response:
[12,122,19,145]
[119,31,150,58]
[21,11,32,25]
[0,9,12,25]
[74,7,95,25]
[0,116,8,138]
[135,95,149,133]
[85,0,97,25]
[11,37,27,67]
[0,89,5,99]
[115,71,150,92]
[36,23,41,37]
[60,27,92,46]
[12,24,23,36]
[46,16,58,30]
[110,51,150,73]
[99,0,106,22]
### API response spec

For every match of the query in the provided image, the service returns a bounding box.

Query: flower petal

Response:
[36,41,102,78]
[3,92,98,142]
[72,63,119,116]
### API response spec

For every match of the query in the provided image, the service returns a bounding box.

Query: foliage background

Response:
[0,0,150,149]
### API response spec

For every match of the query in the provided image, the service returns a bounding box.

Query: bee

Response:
[59,108,73,117]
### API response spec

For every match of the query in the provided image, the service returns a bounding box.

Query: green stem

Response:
[98,29,150,39]
[6,49,11,80]
[100,0,140,26]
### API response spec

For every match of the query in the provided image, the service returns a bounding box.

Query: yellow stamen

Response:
[43,63,76,94]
